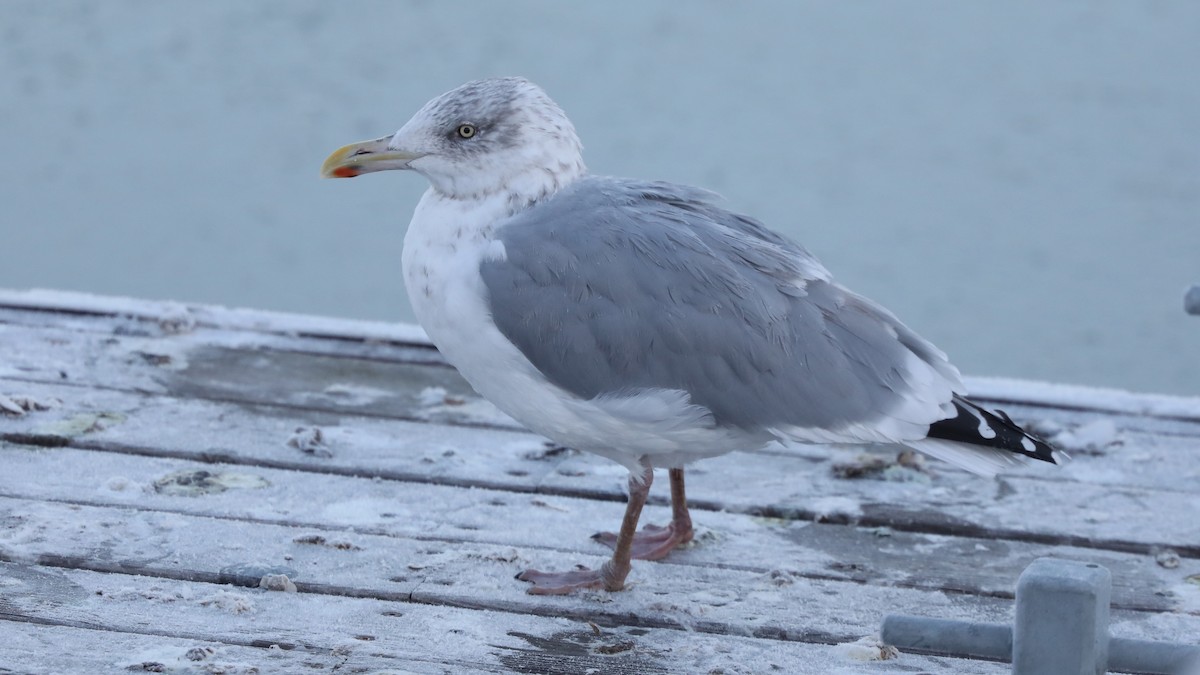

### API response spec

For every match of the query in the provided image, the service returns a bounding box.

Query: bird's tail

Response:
[906,395,1067,477]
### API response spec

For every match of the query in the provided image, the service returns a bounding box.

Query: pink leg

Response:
[517,460,654,594]
[593,467,694,561]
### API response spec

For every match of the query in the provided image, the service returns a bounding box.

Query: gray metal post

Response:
[1013,558,1111,675]
[1186,285,1200,316]
[882,558,1200,673]
[881,615,1011,661]
[1109,637,1200,674]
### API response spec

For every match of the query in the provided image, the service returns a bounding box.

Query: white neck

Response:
[401,188,510,339]
[399,187,522,412]
[503,159,587,215]
[421,158,586,210]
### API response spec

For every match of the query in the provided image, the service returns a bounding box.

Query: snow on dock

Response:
[1,289,1197,674]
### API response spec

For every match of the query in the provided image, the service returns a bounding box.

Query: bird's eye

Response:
[456,124,477,139]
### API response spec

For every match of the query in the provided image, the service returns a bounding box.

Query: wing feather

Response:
[480,176,962,445]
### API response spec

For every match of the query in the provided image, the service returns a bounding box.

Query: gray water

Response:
[2,1,1197,395]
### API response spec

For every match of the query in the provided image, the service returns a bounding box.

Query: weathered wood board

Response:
[1,290,1197,674]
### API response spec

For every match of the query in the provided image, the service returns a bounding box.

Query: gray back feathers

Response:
[480,176,957,433]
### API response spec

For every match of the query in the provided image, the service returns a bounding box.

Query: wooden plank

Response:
[0,303,449,370]
[7,366,1172,493]
[2,370,1195,531]
[1,446,1196,621]
[3,376,1199,560]
[3,296,1198,673]
[5,311,1200,509]
[5,314,1200,440]
[4,302,1195,458]
[0,288,432,346]
[2,495,1194,664]
[0,376,560,489]
[4,292,1198,427]
[0,446,1187,618]
[1,496,995,644]
[0,619,417,675]
[966,376,1200,426]
[0,562,1014,675]
[0,321,515,430]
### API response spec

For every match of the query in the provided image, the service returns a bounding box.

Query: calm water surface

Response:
[1,1,1197,395]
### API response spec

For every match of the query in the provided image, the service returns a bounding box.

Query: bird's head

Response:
[322,77,586,202]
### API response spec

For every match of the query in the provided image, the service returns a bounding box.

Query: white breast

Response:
[401,189,519,387]
[402,189,584,442]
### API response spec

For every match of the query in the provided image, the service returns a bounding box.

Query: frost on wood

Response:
[157,302,197,335]
[116,645,252,674]
[966,376,1200,421]
[0,288,431,344]
[4,294,1200,674]
[414,385,518,426]
[1036,418,1122,455]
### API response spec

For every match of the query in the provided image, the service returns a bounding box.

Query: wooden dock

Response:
[1,290,1197,674]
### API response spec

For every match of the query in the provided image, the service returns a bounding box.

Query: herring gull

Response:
[322,77,1063,595]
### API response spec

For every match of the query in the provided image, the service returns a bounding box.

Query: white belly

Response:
[401,189,761,471]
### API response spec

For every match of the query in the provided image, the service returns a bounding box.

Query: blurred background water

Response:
[1,1,1197,395]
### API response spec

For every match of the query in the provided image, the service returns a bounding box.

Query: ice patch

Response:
[688,589,738,607]
[321,497,414,526]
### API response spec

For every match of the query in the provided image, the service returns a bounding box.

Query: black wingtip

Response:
[927,395,1060,464]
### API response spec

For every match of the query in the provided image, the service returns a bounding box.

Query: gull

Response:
[322,77,1062,595]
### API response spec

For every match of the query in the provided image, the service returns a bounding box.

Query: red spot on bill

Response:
[332,166,360,178]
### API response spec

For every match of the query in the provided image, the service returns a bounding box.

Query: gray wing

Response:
[479,176,962,442]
